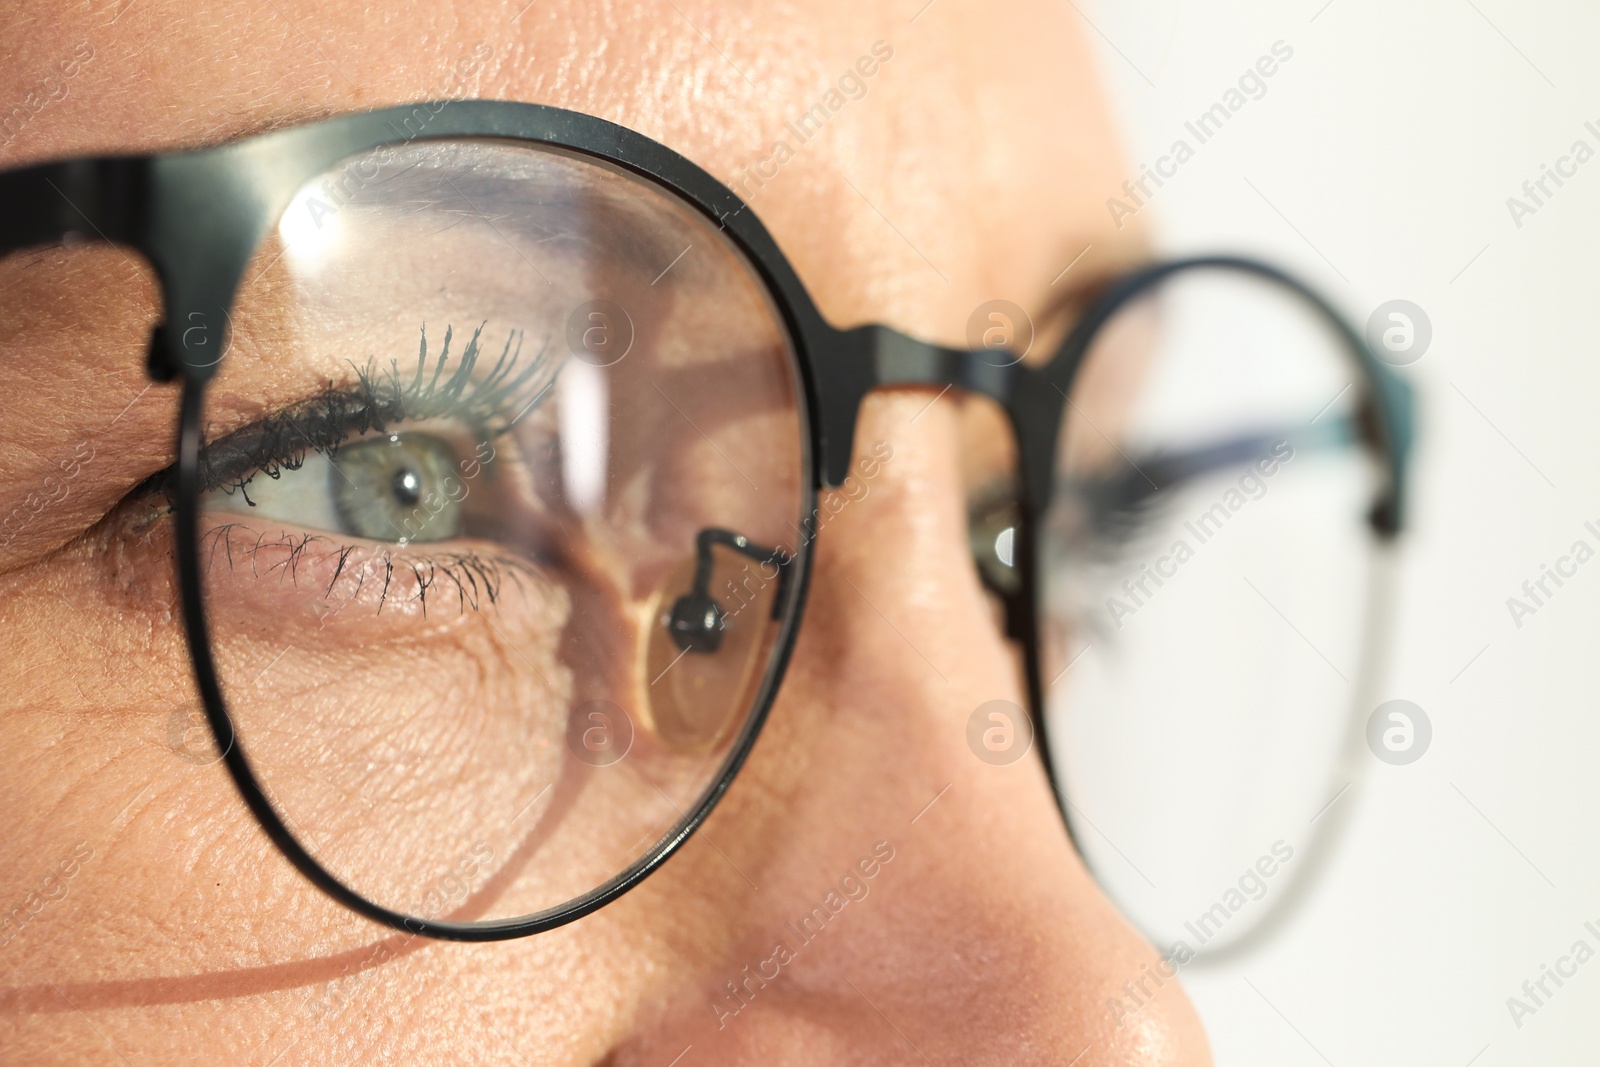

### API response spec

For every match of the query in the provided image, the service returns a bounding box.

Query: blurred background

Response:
[1073,0,1600,1061]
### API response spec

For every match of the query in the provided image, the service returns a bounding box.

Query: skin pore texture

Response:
[0,1,1211,1064]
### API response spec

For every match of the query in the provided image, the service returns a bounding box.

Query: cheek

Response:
[0,534,347,975]
[0,520,668,1057]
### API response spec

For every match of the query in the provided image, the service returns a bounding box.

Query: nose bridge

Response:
[710,385,1209,1059]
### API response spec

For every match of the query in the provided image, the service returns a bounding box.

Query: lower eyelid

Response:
[194,519,551,620]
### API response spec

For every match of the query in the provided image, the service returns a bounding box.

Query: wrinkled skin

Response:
[0,1,1210,1063]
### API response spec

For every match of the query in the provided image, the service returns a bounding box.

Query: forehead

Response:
[0,0,1135,333]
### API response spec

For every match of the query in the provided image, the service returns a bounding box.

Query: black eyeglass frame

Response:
[0,100,1414,942]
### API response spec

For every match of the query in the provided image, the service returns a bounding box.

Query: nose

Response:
[613,391,1211,1065]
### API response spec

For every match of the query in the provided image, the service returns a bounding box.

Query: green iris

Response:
[331,434,463,543]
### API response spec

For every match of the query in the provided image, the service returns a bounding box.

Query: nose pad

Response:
[667,591,727,654]
[638,551,778,754]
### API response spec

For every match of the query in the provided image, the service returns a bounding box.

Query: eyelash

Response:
[1079,481,1178,549]
[137,322,561,615]
[164,321,557,504]
[199,522,541,616]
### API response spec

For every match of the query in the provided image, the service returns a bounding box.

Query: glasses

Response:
[0,101,1413,947]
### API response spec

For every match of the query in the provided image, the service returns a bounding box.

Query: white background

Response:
[1079,0,1600,1062]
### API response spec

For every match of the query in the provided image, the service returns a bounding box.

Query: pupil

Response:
[391,465,423,507]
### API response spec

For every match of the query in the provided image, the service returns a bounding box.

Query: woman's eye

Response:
[205,432,470,544]
[332,434,465,542]
[968,494,1021,596]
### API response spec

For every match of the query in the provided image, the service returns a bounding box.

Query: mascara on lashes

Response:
[147,321,557,506]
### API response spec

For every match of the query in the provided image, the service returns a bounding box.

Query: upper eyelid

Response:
[137,322,559,505]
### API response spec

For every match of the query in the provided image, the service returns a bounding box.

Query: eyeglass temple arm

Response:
[1363,359,1415,536]
[0,157,191,383]
[0,158,148,253]
[0,153,264,385]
